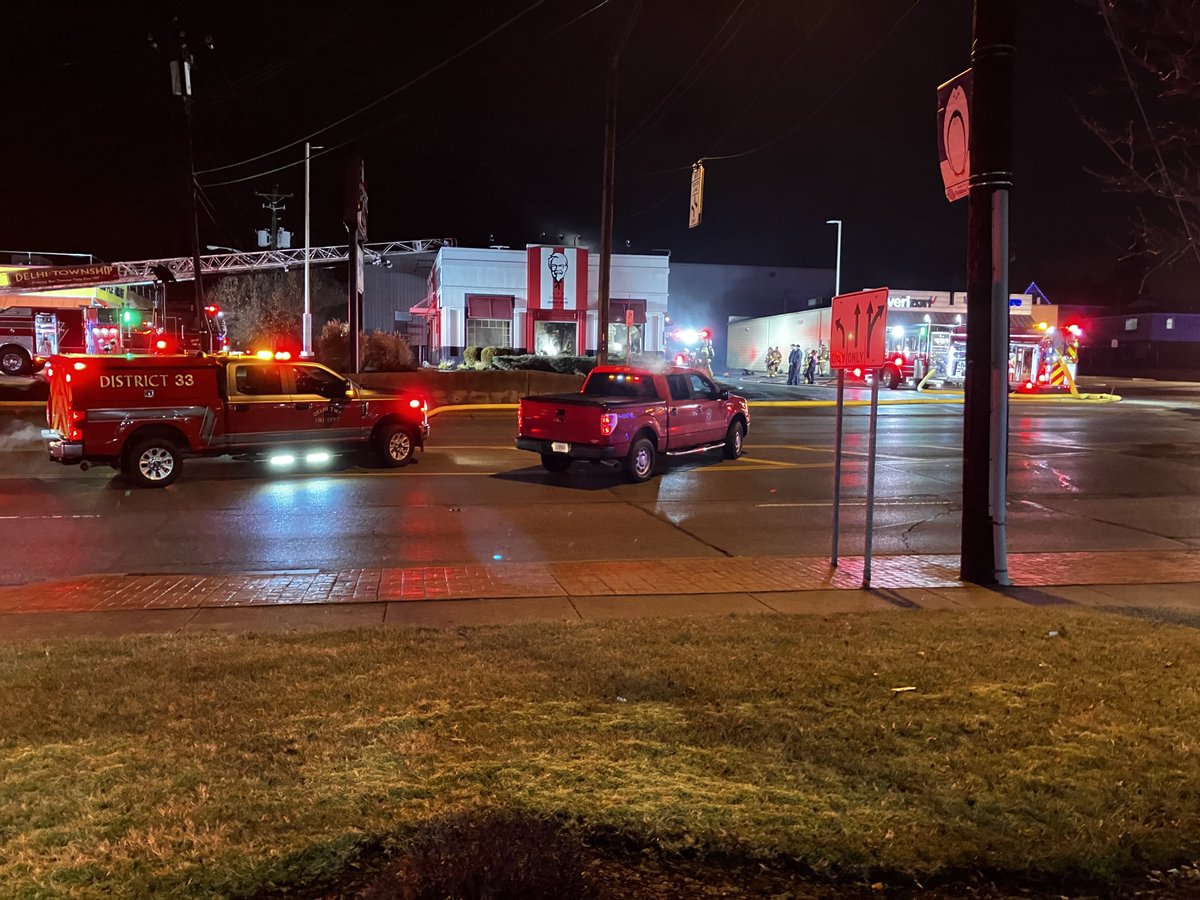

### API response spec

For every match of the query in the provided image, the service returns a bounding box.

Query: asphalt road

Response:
[0,381,1196,585]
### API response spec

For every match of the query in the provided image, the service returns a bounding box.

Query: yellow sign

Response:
[688,161,704,229]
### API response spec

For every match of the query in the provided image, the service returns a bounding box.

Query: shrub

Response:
[316,320,350,372]
[488,354,596,375]
[480,346,497,367]
[464,346,481,365]
[361,330,415,372]
[315,321,414,373]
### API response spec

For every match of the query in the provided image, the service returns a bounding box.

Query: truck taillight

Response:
[409,398,422,409]
[600,412,618,436]
[68,426,83,441]
[70,410,86,423]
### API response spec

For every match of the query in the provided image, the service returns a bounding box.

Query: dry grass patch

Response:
[1,609,1199,897]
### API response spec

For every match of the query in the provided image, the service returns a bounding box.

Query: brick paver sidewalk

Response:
[0,549,1196,616]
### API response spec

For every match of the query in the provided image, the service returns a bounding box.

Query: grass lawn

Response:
[2,607,1199,898]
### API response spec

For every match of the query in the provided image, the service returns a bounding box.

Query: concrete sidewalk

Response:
[1,549,1197,639]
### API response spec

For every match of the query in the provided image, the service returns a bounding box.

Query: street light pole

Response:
[826,219,842,296]
[302,142,324,358]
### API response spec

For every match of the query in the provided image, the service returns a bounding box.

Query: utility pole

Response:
[302,142,324,358]
[153,23,213,352]
[596,0,643,366]
[256,186,293,250]
[961,0,1015,585]
[344,153,367,373]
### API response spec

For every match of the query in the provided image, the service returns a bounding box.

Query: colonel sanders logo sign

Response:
[547,251,568,283]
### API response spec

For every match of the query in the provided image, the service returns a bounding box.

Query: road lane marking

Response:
[756,499,953,508]
[0,514,103,520]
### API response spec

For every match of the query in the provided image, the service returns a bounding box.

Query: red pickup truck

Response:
[515,365,749,482]
[42,353,428,487]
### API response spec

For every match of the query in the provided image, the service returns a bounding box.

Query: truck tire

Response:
[623,436,656,483]
[0,346,31,377]
[377,423,415,467]
[540,452,571,473]
[125,437,182,488]
[723,420,745,459]
[882,364,902,390]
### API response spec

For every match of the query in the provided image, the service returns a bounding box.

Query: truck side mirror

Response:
[717,389,730,400]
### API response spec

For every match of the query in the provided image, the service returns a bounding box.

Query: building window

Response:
[1124,317,1138,331]
[534,321,577,356]
[465,295,514,348]
[608,323,643,360]
[1166,317,1175,330]
[467,318,510,348]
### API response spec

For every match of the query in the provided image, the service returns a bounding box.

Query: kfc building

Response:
[410,245,669,360]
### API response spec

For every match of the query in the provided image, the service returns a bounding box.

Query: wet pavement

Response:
[1,547,1196,639]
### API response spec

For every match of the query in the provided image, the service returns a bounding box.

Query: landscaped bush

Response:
[361,330,415,372]
[488,354,596,375]
[463,346,481,365]
[316,319,350,372]
[315,320,415,373]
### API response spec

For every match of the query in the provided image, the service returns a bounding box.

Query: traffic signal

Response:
[204,304,220,316]
[121,308,142,326]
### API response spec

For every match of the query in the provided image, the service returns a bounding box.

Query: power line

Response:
[199,0,614,189]
[702,0,837,159]
[702,0,924,163]
[195,0,548,177]
[618,0,755,149]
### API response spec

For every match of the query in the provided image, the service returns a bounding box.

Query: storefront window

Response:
[608,323,643,360]
[467,318,510,348]
[534,321,577,356]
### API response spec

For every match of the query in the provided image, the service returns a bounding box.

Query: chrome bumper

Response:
[43,429,83,462]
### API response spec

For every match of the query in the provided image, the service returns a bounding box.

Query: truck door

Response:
[665,373,704,447]
[285,363,366,445]
[687,372,728,443]
[226,363,297,447]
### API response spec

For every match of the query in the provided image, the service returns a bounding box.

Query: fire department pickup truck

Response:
[515,365,749,482]
[42,354,429,487]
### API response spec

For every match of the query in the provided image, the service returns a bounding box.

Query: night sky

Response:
[1,1,1138,303]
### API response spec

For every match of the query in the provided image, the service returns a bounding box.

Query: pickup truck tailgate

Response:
[519,395,614,445]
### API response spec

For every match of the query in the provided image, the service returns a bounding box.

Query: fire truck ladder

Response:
[6,239,456,292]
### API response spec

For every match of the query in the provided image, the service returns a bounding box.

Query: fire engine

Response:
[849,318,1084,392]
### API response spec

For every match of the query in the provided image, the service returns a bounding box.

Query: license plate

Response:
[550,442,570,453]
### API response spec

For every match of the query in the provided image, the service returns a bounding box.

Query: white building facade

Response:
[410,245,670,360]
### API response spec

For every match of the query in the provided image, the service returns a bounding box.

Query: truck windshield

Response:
[583,373,657,399]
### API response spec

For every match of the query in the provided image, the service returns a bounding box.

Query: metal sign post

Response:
[862,372,880,587]
[828,287,889,586]
[831,367,845,566]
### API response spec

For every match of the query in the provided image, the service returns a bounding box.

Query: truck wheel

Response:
[126,437,182,488]
[723,420,745,459]
[624,437,656,483]
[377,423,415,467]
[540,453,571,473]
[882,364,901,390]
[1,346,31,377]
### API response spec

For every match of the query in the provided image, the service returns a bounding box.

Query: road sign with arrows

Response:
[829,287,889,369]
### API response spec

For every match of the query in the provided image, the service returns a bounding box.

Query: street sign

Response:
[625,309,634,327]
[829,287,889,369]
[688,161,704,228]
[0,264,120,292]
[937,69,971,202]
